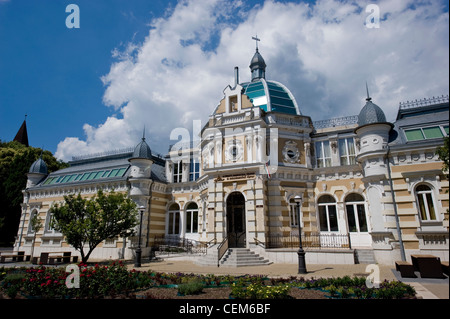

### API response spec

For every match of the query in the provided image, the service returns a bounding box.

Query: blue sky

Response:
[0,0,177,153]
[0,0,448,161]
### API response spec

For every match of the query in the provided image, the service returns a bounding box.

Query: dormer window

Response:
[404,124,448,142]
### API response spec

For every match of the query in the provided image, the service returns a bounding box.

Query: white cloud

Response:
[55,0,449,161]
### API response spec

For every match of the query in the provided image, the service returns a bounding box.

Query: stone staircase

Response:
[219,248,272,267]
[195,247,272,267]
[354,249,377,264]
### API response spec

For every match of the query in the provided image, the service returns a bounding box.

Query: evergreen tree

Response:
[0,140,68,246]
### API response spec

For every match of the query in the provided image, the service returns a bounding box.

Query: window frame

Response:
[173,161,183,183]
[185,203,199,233]
[289,199,299,228]
[344,194,368,233]
[404,124,448,142]
[167,204,181,235]
[189,158,200,182]
[338,137,356,166]
[315,140,332,168]
[415,184,438,222]
[317,195,339,232]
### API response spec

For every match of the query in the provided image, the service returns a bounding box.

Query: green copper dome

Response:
[242,48,300,115]
[241,79,300,115]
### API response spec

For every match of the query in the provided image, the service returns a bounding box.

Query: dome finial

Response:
[366,82,372,101]
[142,126,146,141]
[249,35,266,82]
[252,34,260,51]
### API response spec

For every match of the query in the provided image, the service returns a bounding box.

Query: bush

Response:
[19,260,138,298]
[1,273,26,299]
[177,278,204,296]
[231,282,291,299]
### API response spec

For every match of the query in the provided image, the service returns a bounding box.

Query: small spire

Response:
[365,82,372,101]
[142,126,146,141]
[13,115,29,147]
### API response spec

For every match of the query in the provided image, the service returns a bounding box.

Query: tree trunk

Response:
[80,243,99,263]
[30,233,36,259]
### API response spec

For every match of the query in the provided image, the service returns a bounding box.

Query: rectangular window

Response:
[109,169,120,177]
[319,204,338,232]
[405,125,447,142]
[117,167,127,177]
[315,141,332,168]
[422,127,443,139]
[405,129,425,141]
[173,161,183,183]
[102,171,111,178]
[80,173,90,181]
[60,175,72,183]
[43,177,55,185]
[189,158,200,182]
[86,172,97,180]
[319,206,329,231]
[339,137,356,166]
[168,212,180,235]
[289,203,298,227]
[346,204,357,232]
[185,210,198,233]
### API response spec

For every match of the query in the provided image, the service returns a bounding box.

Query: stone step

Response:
[354,249,377,264]
[194,248,272,267]
[220,248,272,267]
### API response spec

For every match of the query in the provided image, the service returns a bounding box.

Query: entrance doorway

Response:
[226,192,246,248]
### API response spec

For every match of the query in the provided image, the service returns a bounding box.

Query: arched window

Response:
[318,195,338,232]
[415,184,437,221]
[168,203,180,235]
[345,193,368,233]
[185,202,198,233]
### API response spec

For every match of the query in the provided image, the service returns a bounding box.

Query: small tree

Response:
[50,189,139,263]
[29,213,43,259]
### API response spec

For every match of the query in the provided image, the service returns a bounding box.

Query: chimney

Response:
[234,66,239,87]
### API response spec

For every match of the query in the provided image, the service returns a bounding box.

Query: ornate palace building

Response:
[14,47,449,265]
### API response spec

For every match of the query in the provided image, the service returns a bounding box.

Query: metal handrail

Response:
[253,237,265,248]
[217,237,229,267]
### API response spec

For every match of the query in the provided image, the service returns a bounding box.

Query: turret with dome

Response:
[27,154,48,188]
[355,85,393,178]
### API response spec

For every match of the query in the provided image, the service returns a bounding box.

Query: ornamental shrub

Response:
[177,278,204,296]
[231,282,291,299]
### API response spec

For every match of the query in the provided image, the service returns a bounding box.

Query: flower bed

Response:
[0,263,417,299]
